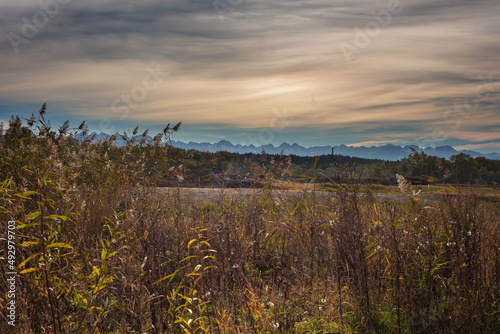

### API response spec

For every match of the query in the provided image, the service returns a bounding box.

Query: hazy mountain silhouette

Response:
[169,140,500,161]
[77,133,500,161]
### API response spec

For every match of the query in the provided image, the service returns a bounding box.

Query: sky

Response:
[1,0,499,152]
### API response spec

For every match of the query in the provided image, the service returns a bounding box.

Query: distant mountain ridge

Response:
[78,133,500,161]
[169,140,500,161]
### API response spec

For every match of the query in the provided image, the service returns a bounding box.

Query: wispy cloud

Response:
[349,139,404,147]
[455,142,500,151]
[0,0,499,150]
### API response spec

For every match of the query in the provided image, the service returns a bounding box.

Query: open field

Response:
[1,115,500,333]
[159,186,347,201]
[159,185,499,204]
[6,185,499,333]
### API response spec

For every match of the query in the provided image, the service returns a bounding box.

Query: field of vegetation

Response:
[1,107,499,333]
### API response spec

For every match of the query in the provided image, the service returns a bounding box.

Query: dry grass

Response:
[1,108,499,333]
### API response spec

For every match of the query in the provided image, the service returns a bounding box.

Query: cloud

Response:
[454,142,500,151]
[0,0,499,149]
[349,139,404,147]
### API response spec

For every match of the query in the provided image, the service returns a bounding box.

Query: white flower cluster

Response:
[396,174,411,193]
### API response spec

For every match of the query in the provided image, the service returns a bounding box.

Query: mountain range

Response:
[78,133,500,161]
[170,140,500,161]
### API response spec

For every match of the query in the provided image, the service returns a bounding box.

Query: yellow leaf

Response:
[200,240,211,247]
[180,255,198,263]
[153,269,179,285]
[204,266,217,271]
[14,191,37,199]
[46,242,72,249]
[186,273,201,277]
[101,248,107,262]
[18,253,41,268]
[15,222,40,229]
[20,268,41,274]
[44,214,70,221]
[187,239,197,249]
[20,241,40,247]
[26,212,41,220]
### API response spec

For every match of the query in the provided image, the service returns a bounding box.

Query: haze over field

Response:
[1,0,499,153]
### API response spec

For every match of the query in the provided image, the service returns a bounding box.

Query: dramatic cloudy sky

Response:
[1,0,499,152]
